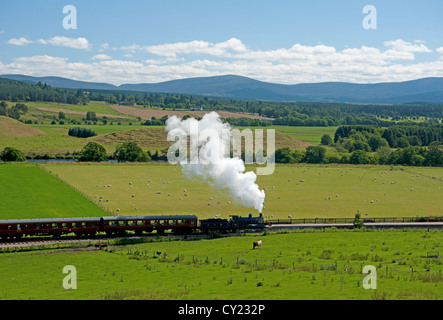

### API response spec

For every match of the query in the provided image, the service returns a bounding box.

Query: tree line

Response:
[1,77,443,128]
[273,143,442,167]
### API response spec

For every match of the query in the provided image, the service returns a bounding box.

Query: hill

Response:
[2,74,443,104]
[0,116,45,137]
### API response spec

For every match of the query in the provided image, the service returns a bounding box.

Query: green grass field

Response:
[0,229,441,300]
[42,163,443,220]
[0,163,107,219]
[266,126,338,145]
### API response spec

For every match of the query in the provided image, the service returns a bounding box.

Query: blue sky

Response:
[0,0,442,84]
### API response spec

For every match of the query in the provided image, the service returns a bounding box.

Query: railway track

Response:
[1,221,442,250]
[267,221,443,231]
[0,232,222,249]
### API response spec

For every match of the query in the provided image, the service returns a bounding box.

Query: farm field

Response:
[1,108,323,156]
[42,163,443,220]
[0,229,441,300]
[256,125,338,145]
[0,163,107,219]
[108,104,272,120]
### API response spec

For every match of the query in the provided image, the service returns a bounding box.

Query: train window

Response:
[62,223,68,228]
[137,220,144,226]
[7,225,12,230]
[152,220,158,226]
[168,220,176,225]
[109,221,116,227]
[177,220,183,225]
[52,223,58,229]
[36,224,40,229]
[82,222,87,228]
[72,222,78,228]
[128,221,134,226]
[118,221,126,226]
[159,220,165,225]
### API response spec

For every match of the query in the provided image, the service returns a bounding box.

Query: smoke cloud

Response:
[165,112,265,213]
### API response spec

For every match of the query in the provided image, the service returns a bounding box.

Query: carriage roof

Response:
[0,215,198,225]
[0,217,102,225]
[101,215,198,221]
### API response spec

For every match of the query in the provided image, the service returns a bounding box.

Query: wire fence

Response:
[266,216,443,225]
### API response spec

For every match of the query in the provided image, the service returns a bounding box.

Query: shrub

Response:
[113,141,150,162]
[68,127,97,138]
[0,147,26,162]
[78,142,108,162]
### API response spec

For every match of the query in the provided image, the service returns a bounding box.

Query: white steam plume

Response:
[165,112,265,213]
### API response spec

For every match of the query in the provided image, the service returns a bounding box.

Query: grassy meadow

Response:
[1,101,442,301]
[41,163,443,220]
[1,101,339,157]
[0,163,107,219]
[0,229,441,300]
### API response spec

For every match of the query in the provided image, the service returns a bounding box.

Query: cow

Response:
[253,240,262,249]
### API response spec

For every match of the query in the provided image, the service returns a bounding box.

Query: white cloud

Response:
[144,38,248,57]
[38,36,91,50]
[91,54,112,60]
[2,38,443,85]
[384,39,432,53]
[7,37,33,46]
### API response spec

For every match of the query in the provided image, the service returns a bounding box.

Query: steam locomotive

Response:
[0,214,265,240]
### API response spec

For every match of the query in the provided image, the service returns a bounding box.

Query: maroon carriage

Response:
[101,215,197,236]
[0,217,102,239]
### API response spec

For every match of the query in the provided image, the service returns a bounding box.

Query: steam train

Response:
[0,214,265,240]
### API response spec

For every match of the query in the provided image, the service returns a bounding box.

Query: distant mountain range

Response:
[1,74,443,104]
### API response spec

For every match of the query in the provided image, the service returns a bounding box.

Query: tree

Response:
[68,127,97,138]
[7,106,20,120]
[59,111,66,120]
[0,147,26,162]
[353,212,365,229]
[86,111,97,122]
[0,101,6,116]
[320,134,333,146]
[350,150,370,164]
[113,141,150,162]
[304,146,326,163]
[78,142,108,162]
[274,147,296,163]
[425,141,443,166]
[367,135,388,151]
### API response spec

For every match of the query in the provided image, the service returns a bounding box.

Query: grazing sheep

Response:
[253,240,262,249]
